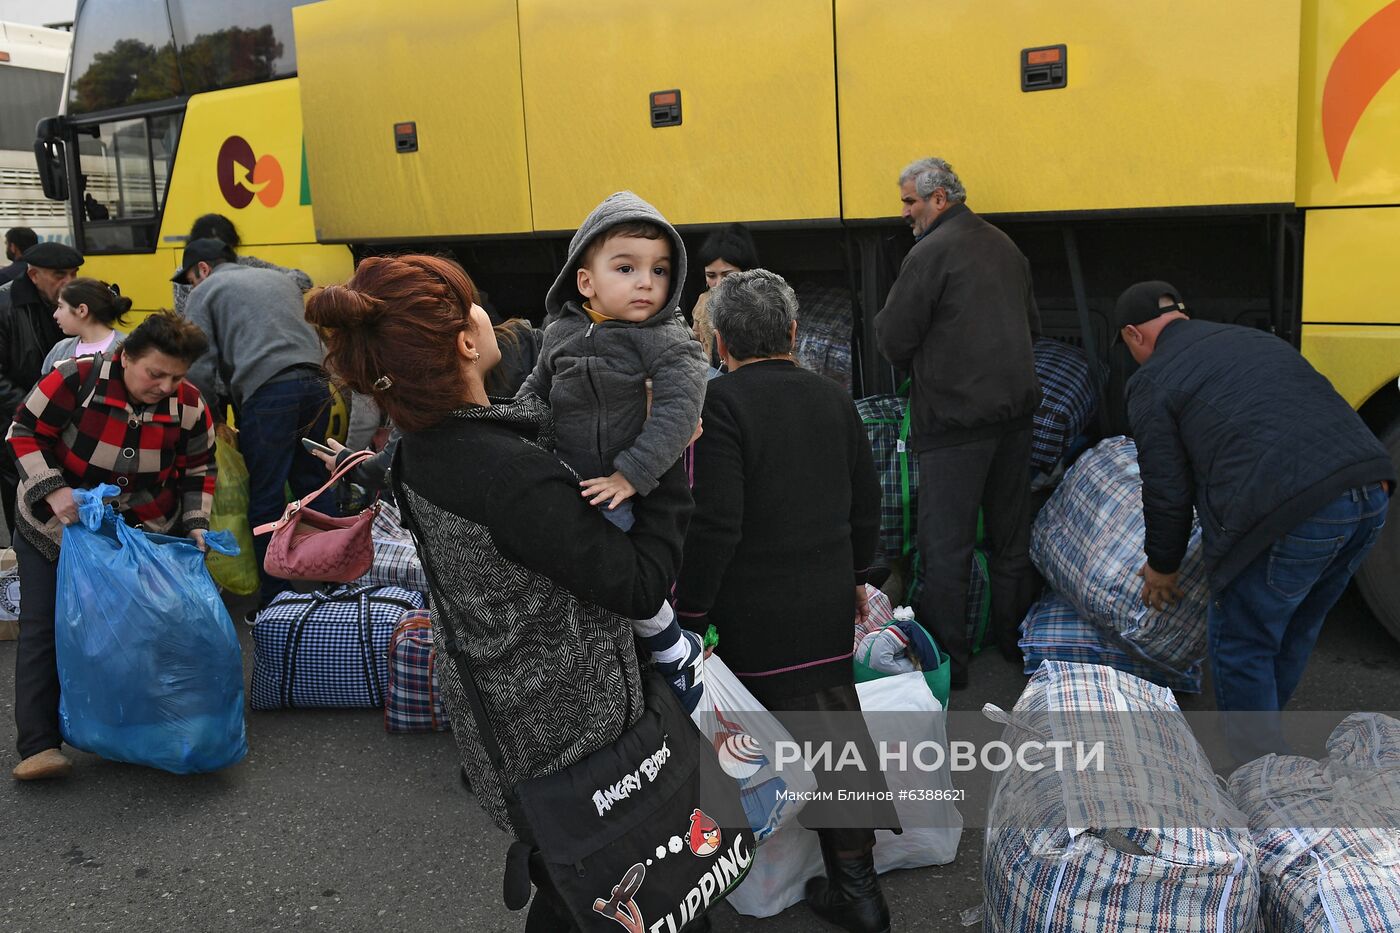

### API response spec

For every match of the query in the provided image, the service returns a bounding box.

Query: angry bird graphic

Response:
[687,809,721,857]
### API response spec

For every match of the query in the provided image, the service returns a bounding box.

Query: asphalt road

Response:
[3,585,1399,933]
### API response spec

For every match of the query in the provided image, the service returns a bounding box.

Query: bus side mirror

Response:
[34,116,68,202]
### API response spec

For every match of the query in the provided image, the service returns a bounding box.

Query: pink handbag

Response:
[252,449,380,583]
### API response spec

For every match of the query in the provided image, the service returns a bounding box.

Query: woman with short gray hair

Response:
[675,269,895,933]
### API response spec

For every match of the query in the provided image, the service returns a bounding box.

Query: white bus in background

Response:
[0,21,71,246]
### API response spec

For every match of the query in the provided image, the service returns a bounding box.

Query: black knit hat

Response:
[20,241,83,270]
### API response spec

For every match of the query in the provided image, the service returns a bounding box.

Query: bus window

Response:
[74,112,181,252]
[150,111,178,212]
[67,0,181,115]
[168,0,313,94]
[0,65,63,150]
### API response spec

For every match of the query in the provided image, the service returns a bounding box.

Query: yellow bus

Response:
[36,0,1400,635]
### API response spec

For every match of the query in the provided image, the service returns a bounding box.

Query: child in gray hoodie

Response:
[519,191,709,710]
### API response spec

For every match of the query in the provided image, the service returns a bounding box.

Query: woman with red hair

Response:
[306,255,694,931]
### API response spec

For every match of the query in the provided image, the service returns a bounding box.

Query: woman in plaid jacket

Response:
[7,311,217,782]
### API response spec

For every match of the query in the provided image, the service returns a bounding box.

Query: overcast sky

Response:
[1,0,76,28]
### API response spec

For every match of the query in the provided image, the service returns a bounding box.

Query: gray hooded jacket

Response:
[519,191,706,495]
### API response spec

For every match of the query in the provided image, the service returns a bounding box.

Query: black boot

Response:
[804,833,891,933]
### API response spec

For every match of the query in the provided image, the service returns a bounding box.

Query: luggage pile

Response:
[1030,436,1208,682]
[983,661,1258,932]
[249,501,449,731]
[1228,713,1400,932]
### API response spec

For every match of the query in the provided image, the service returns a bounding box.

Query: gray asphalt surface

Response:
[4,585,1398,933]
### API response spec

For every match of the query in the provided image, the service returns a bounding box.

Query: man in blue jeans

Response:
[1117,281,1394,761]
[178,238,338,608]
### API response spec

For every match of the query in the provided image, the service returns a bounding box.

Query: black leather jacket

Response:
[0,273,64,417]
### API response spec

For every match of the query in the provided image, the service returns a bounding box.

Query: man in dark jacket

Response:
[0,242,82,533]
[1119,281,1394,759]
[0,228,39,287]
[874,157,1041,688]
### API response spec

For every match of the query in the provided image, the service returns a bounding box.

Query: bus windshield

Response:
[67,0,314,115]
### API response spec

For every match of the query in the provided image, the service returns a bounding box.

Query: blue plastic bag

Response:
[56,484,248,773]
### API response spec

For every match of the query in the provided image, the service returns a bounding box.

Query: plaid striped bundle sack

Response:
[1031,338,1098,472]
[856,393,918,562]
[1030,436,1209,672]
[385,609,451,733]
[1227,713,1400,932]
[790,285,853,389]
[1020,591,1202,693]
[250,584,426,709]
[904,549,992,651]
[351,501,429,594]
[984,661,1258,933]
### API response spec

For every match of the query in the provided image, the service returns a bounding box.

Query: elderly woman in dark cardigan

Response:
[673,269,895,933]
[303,255,696,933]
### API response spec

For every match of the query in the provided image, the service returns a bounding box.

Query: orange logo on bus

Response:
[1321,0,1400,180]
[217,135,285,209]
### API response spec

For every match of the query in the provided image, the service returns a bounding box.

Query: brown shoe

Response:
[12,748,73,781]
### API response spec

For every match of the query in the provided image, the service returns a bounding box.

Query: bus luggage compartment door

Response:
[518,0,840,231]
[293,0,532,241]
[836,0,1302,219]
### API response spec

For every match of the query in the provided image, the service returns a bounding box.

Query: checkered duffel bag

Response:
[385,609,450,733]
[856,391,917,563]
[351,501,429,594]
[1019,591,1202,694]
[1228,713,1400,933]
[1030,436,1209,673]
[984,661,1258,933]
[250,584,426,710]
[1030,338,1098,472]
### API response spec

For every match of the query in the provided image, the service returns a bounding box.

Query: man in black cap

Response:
[0,241,82,532]
[1118,281,1394,759]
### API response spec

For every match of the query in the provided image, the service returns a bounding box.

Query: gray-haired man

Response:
[875,157,1042,688]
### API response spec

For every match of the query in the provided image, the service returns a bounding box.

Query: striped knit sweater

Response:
[6,352,215,559]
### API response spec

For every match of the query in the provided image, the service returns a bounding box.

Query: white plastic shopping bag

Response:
[690,653,819,843]
[726,672,963,918]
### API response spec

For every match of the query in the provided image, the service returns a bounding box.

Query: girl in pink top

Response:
[42,277,130,375]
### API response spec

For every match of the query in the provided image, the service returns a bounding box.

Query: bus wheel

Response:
[1357,417,1400,643]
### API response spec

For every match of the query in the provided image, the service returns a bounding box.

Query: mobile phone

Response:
[301,437,335,456]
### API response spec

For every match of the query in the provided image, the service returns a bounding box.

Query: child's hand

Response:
[581,471,637,510]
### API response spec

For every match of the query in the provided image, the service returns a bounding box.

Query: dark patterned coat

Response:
[391,394,692,834]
